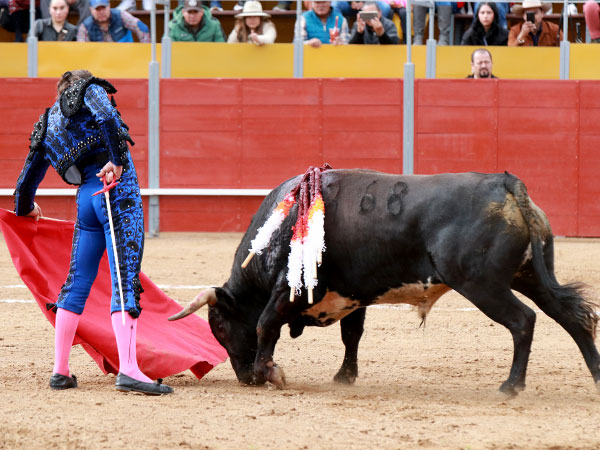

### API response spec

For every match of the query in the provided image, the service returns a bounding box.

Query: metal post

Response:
[293,0,304,78]
[403,0,415,175]
[27,0,37,77]
[425,3,436,78]
[161,0,172,78]
[148,0,160,236]
[559,0,569,79]
[586,25,591,43]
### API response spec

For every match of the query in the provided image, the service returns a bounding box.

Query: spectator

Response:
[33,0,77,40]
[461,2,508,46]
[273,1,291,11]
[40,0,89,25]
[227,0,276,45]
[332,1,393,20]
[169,0,224,42]
[508,0,562,46]
[388,0,407,44]
[413,1,453,45]
[77,0,149,42]
[232,1,245,12]
[115,0,151,12]
[583,0,600,42]
[301,0,349,47]
[7,0,41,42]
[201,1,223,12]
[195,1,249,13]
[474,1,509,29]
[349,1,399,44]
[467,48,497,78]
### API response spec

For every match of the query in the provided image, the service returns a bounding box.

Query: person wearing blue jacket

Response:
[77,0,149,42]
[301,0,349,47]
[14,70,172,395]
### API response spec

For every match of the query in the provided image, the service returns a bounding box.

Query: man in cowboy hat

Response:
[508,0,562,46]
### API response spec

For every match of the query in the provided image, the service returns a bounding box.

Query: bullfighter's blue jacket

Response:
[14,77,134,216]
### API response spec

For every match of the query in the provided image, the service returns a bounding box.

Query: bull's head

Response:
[168,288,259,385]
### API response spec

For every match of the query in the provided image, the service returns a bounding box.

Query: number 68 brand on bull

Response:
[170,166,600,397]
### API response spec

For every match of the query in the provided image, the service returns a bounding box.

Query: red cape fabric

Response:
[0,208,228,380]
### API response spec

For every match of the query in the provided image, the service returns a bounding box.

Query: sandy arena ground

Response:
[1,232,600,449]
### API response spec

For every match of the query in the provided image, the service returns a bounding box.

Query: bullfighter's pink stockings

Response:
[53,307,80,376]
[111,312,152,383]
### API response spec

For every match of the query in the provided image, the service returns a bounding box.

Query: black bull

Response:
[170,170,599,396]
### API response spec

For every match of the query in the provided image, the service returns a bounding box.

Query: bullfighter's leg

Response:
[333,307,366,384]
[457,283,536,396]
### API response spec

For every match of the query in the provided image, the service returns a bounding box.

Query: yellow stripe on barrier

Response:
[37,42,160,78]
[570,44,600,80]
[303,44,427,78]
[0,43,28,77]
[0,42,594,80]
[171,42,293,78]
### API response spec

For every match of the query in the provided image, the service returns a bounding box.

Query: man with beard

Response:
[77,0,149,42]
[301,0,349,47]
[508,0,561,46]
[349,1,400,45]
[467,48,497,79]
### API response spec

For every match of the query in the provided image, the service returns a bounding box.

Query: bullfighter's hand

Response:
[26,202,42,221]
[97,162,123,184]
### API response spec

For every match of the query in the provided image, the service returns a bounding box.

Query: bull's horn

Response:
[168,288,217,321]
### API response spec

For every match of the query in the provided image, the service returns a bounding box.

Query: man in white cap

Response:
[508,0,562,46]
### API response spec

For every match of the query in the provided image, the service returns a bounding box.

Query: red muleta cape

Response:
[0,208,228,380]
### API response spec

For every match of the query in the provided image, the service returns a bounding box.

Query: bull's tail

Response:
[504,172,598,338]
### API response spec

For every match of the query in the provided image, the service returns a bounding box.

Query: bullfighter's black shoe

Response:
[50,373,77,390]
[115,373,174,395]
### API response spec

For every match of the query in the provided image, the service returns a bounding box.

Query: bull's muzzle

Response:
[168,288,217,321]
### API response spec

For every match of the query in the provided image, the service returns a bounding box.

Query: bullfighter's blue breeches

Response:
[56,156,144,317]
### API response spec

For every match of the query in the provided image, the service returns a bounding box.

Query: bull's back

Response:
[318,170,532,293]
[321,170,514,248]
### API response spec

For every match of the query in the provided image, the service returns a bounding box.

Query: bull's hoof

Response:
[499,380,525,397]
[333,367,357,385]
[266,361,286,389]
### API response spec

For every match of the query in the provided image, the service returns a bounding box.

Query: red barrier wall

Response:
[414,79,600,237]
[0,78,597,236]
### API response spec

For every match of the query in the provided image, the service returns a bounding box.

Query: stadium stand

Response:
[0,1,590,43]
